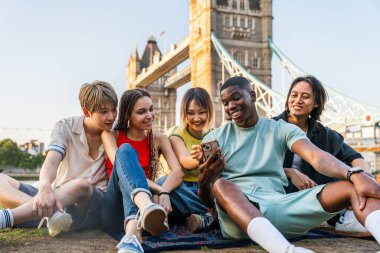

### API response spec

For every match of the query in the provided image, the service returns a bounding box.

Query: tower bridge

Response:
[129,35,190,89]
[126,0,380,170]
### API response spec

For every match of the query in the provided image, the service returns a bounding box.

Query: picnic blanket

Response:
[112,225,347,252]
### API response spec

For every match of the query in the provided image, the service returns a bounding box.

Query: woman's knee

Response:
[114,144,139,166]
[118,143,135,156]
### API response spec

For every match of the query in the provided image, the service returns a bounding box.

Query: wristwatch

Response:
[347,167,364,183]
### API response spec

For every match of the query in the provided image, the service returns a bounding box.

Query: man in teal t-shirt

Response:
[203,117,305,195]
[197,76,380,253]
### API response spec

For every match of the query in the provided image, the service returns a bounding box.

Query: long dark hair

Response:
[116,88,158,180]
[285,75,328,122]
[116,88,151,131]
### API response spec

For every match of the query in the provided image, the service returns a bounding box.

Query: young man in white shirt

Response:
[0,80,117,236]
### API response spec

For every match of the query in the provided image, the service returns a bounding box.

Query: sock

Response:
[0,209,14,228]
[247,217,291,253]
[365,209,380,243]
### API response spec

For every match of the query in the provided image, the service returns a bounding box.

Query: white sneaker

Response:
[335,210,371,237]
[286,245,315,253]
[38,211,73,237]
[136,202,167,236]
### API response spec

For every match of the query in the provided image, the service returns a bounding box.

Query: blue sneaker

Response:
[116,234,144,253]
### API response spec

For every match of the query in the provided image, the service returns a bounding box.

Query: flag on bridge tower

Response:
[160,31,167,53]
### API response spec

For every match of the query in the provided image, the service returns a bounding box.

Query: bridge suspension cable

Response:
[268,37,380,128]
[211,32,380,128]
[211,32,286,118]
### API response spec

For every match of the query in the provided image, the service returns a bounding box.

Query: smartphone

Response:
[201,140,221,163]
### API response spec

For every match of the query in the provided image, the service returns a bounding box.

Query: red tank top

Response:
[105,131,150,179]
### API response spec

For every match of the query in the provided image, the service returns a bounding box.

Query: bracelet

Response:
[158,191,170,196]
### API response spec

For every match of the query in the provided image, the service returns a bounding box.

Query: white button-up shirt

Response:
[48,116,107,192]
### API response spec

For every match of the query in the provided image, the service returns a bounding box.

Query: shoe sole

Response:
[142,208,167,236]
[335,230,372,238]
[186,214,201,233]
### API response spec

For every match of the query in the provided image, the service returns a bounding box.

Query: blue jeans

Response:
[156,176,208,218]
[101,144,151,236]
[183,181,199,195]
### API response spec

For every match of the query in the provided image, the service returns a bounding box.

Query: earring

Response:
[127,120,130,128]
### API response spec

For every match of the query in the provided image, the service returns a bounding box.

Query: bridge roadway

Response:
[132,35,190,88]
[165,65,191,89]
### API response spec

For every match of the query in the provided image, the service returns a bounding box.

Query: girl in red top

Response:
[102,89,184,252]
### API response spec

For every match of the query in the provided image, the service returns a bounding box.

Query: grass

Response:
[0,227,48,243]
[0,205,48,245]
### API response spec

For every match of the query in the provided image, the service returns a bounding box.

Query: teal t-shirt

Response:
[203,118,306,195]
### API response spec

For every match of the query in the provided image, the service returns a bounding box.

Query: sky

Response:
[0,0,379,145]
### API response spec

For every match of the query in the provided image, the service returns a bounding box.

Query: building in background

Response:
[127,35,177,133]
[19,139,45,156]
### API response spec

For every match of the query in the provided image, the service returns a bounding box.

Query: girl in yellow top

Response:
[167,87,215,232]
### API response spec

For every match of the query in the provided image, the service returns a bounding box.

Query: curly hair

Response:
[116,88,159,180]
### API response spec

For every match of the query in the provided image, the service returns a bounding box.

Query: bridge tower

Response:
[190,0,273,124]
[127,0,273,131]
[127,36,177,132]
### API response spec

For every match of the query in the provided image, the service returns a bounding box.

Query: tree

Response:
[0,139,22,168]
[0,139,45,169]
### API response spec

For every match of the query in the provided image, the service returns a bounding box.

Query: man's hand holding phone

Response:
[197,140,225,186]
[191,140,222,164]
[201,140,221,163]
[193,140,225,208]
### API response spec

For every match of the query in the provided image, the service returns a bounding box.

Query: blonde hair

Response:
[79,80,118,112]
[179,87,214,132]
